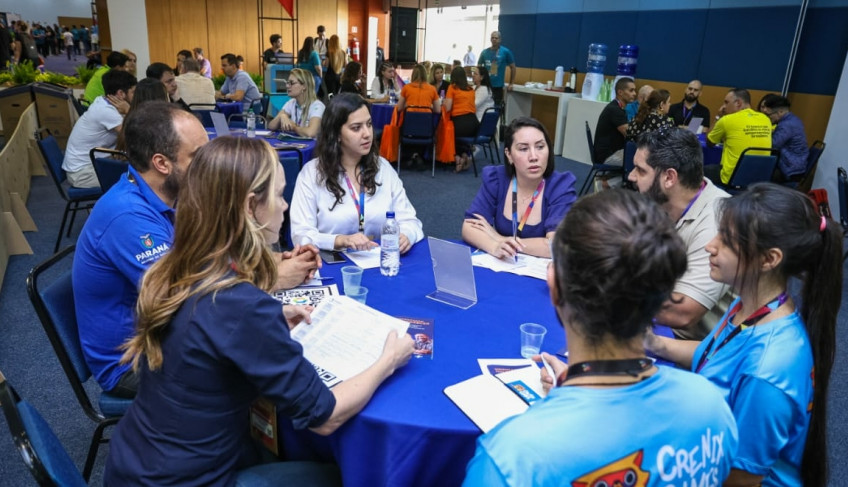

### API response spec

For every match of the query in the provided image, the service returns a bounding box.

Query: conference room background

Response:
[498,0,848,145]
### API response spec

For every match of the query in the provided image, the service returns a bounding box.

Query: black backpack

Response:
[18,33,42,66]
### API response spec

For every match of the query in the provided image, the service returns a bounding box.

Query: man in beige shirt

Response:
[175,57,215,107]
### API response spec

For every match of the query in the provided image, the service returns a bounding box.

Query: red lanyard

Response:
[695,292,788,373]
[344,174,365,232]
[511,178,545,234]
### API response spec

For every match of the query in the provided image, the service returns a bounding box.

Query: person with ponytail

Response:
[646,182,841,486]
[105,137,413,486]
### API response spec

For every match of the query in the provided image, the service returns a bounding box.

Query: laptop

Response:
[210,112,231,137]
[426,237,478,309]
[686,116,704,134]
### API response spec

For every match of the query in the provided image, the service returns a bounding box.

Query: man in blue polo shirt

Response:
[74,102,322,398]
[74,102,209,398]
[216,52,261,109]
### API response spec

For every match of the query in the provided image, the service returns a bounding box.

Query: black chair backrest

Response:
[400,107,436,139]
[89,147,129,193]
[26,246,104,424]
[623,140,637,174]
[189,105,218,128]
[838,167,848,231]
[0,370,87,487]
[806,140,826,173]
[585,121,597,165]
[726,147,780,190]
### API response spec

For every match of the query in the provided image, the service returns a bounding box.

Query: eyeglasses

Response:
[286,80,301,86]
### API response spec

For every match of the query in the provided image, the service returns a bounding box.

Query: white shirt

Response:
[62,96,123,173]
[370,77,394,99]
[474,86,494,121]
[282,98,325,129]
[290,158,424,250]
[175,72,216,107]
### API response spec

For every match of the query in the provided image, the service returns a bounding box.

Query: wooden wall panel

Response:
[205,0,261,74]
[169,0,210,66]
[145,0,176,66]
[94,0,112,53]
[298,0,338,50]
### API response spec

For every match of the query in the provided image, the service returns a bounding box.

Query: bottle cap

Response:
[386,211,395,218]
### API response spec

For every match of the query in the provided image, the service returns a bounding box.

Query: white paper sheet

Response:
[290,295,409,388]
[343,247,381,269]
[471,252,550,280]
[444,374,529,432]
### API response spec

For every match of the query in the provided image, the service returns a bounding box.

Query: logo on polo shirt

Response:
[136,234,170,265]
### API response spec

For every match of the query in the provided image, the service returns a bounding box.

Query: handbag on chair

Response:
[379,107,401,162]
[436,107,456,164]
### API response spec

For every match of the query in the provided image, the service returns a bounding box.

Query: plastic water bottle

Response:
[380,211,400,277]
[389,88,397,105]
[246,109,256,138]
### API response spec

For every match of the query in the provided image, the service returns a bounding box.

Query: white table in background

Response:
[505,86,577,156]
[560,97,608,164]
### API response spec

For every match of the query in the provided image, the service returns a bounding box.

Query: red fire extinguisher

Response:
[349,36,360,62]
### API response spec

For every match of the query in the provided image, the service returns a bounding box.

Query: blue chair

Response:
[792,140,825,193]
[89,147,129,193]
[0,369,88,487]
[578,121,625,195]
[456,107,501,178]
[720,147,781,194]
[27,246,132,481]
[837,167,848,261]
[36,130,102,253]
[398,107,437,178]
[622,140,637,190]
[280,155,303,248]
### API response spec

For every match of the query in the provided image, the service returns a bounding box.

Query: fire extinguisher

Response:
[349,36,360,62]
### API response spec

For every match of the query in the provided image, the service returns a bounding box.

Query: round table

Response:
[279,239,674,487]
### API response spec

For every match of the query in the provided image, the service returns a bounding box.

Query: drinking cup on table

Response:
[341,266,363,293]
[546,80,553,89]
[346,286,368,304]
[519,323,547,358]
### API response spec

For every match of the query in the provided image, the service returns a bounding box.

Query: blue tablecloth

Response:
[698,133,722,166]
[279,239,674,487]
[205,128,315,164]
[372,103,396,129]
[216,101,244,119]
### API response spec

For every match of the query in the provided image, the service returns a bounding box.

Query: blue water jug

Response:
[616,44,639,78]
[587,43,607,74]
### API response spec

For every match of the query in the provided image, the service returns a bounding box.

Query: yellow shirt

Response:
[708,108,772,184]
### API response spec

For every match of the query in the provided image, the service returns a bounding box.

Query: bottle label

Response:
[381,235,398,249]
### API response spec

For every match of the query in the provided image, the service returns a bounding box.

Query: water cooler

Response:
[581,43,607,101]
[612,45,639,89]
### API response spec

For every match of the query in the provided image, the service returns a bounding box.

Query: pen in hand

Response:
[540,354,556,387]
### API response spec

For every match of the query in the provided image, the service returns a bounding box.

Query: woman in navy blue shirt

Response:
[105,136,413,486]
[462,117,577,259]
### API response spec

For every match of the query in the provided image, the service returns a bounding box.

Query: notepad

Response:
[686,117,704,134]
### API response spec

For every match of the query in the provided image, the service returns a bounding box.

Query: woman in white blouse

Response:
[369,62,396,102]
[290,93,424,253]
[269,68,325,138]
[472,65,495,121]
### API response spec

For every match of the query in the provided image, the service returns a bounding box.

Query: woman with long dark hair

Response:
[444,65,478,172]
[297,36,323,82]
[626,88,673,141]
[464,189,738,485]
[339,61,366,96]
[472,65,494,122]
[370,62,396,102]
[462,117,576,259]
[289,93,424,253]
[646,183,841,486]
[106,136,413,485]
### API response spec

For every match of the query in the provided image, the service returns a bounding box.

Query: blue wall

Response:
[499,0,848,95]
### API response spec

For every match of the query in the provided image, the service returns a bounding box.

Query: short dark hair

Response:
[635,128,704,190]
[221,53,237,65]
[317,25,325,33]
[177,49,193,59]
[146,62,174,80]
[270,34,281,44]
[503,117,555,179]
[106,51,129,68]
[728,88,751,105]
[102,69,138,96]
[123,102,184,173]
[615,77,634,93]
[762,94,791,111]
[181,57,200,73]
[552,190,687,345]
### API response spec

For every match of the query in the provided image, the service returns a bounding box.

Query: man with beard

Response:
[627,128,729,340]
[668,79,711,131]
[74,103,322,398]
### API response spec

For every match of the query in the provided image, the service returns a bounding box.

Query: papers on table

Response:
[343,247,381,269]
[444,359,547,432]
[272,282,338,307]
[471,251,550,280]
[291,295,409,388]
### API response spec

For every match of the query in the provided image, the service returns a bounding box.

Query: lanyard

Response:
[678,180,706,223]
[682,104,692,123]
[511,178,545,235]
[344,173,365,232]
[565,358,654,382]
[294,103,303,127]
[695,292,788,373]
